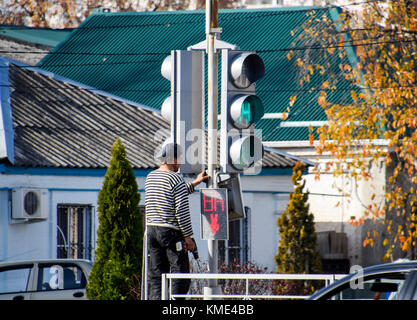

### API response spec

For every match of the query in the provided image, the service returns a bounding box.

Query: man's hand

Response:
[192,170,210,187]
[184,236,195,252]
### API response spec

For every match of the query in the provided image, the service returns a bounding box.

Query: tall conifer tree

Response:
[275,161,322,275]
[87,138,143,300]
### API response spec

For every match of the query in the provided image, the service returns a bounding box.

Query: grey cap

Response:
[155,142,183,164]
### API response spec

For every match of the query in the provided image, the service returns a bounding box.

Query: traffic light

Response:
[220,50,265,174]
[161,50,205,173]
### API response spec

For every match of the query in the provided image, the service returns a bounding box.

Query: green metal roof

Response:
[37,7,357,142]
[0,25,72,47]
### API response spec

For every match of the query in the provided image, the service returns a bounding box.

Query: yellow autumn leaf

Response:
[402,241,410,252]
[317,95,326,106]
[309,133,315,146]
[327,47,335,54]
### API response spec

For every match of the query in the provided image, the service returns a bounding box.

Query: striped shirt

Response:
[145,170,195,238]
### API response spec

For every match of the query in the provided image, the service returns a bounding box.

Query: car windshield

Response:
[321,271,409,300]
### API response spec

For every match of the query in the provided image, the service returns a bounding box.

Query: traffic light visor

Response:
[231,53,265,89]
[161,55,172,81]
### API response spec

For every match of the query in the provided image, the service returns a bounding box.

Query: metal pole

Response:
[141,227,148,300]
[204,0,221,300]
[161,273,168,300]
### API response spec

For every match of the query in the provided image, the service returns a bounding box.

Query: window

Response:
[322,272,409,300]
[57,204,93,260]
[37,264,87,291]
[219,207,250,265]
[0,265,32,294]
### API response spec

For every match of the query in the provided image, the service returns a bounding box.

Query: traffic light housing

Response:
[220,50,265,174]
[161,50,205,173]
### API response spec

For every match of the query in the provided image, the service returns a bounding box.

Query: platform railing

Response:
[161,273,346,300]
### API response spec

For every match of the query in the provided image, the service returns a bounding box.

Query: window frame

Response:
[56,204,93,260]
[219,207,250,265]
[36,262,87,292]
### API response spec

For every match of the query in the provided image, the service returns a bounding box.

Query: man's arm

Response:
[185,182,195,195]
[173,181,194,238]
[192,170,209,187]
[185,170,210,195]
[176,171,209,251]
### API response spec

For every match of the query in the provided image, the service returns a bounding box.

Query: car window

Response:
[0,265,32,294]
[323,272,409,300]
[37,264,87,291]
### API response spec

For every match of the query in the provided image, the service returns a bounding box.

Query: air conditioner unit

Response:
[12,189,49,220]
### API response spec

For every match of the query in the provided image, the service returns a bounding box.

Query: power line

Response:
[0,35,415,62]
[2,76,417,94]
[258,38,417,54]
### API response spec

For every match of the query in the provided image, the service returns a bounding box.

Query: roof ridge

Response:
[87,6,328,17]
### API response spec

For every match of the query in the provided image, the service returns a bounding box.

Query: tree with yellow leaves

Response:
[0,0,243,28]
[289,1,417,261]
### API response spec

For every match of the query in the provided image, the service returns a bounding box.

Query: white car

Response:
[0,259,92,300]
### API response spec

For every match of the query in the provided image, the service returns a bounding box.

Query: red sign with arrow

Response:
[200,188,228,240]
[210,214,220,235]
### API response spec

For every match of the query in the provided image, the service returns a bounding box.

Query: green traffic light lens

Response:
[238,96,264,127]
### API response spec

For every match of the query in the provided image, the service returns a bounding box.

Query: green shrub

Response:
[86,138,143,300]
[275,162,323,295]
[275,161,322,294]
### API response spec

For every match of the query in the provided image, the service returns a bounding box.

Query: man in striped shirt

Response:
[145,142,208,300]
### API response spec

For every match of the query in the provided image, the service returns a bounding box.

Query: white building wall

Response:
[304,158,386,266]
[275,145,387,266]
[0,175,105,262]
[0,172,292,271]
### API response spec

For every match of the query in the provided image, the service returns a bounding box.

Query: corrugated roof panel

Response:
[9,62,300,170]
[38,7,356,143]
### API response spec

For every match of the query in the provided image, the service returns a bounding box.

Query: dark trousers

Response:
[147,226,190,300]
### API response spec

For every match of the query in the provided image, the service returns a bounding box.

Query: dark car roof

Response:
[309,260,417,300]
[358,260,417,275]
